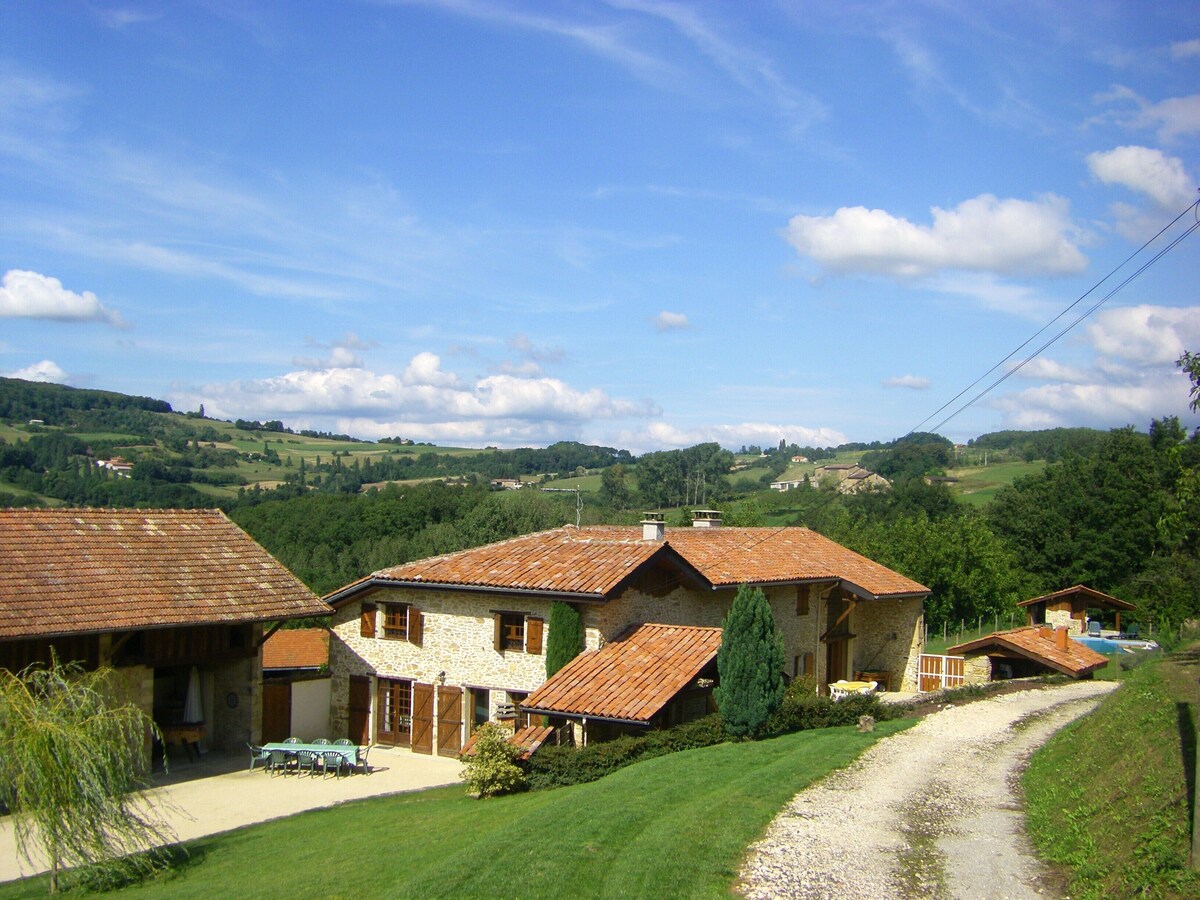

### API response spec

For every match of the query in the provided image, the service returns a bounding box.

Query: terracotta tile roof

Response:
[521,623,722,723]
[948,626,1109,677]
[460,724,555,760]
[326,525,927,605]
[1016,584,1137,611]
[263,628,329,670]
[0,508,329,640]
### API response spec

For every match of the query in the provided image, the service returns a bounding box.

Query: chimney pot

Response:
[1055,626,1069,651]
[641,512,665,542]
[1039,625,1053,642]
[691,509,722,528]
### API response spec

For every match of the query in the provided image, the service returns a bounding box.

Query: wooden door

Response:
[262,681,291,743]
[436,686,463,757]
[348,676,371,744]
[825,638,848,691]
[376,678,412,747]
[411,683,434,754]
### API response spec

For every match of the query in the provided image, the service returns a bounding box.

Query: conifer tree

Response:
[714,584,786,737]
[545,601,584,677]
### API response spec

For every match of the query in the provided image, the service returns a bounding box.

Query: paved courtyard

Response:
[0,745,463,884]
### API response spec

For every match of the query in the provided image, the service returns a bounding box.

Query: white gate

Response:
[918,654,965,692]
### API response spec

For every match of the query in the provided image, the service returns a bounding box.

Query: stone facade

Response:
[329,576,925,747]
[963,653,993,684]
[330,587,555,741]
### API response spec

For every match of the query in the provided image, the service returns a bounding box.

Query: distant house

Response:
[791,455,808,463]
[770,479,806,492]
[0,509,328,757]
[95,457,135,477]
[489,478,525,491]
[948,625,1108,682]
[323,512,927,752]
[812,464,890,494]
[1018,585,1136,634]
[262,628,331,743]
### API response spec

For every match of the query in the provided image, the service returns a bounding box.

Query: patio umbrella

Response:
[182,666,203,724]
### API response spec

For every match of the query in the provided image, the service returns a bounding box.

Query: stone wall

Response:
[328,580,925,740]
[963,653,992,684]
[329,587,554,739]
[211,652,261,750]
[850,597,924,692]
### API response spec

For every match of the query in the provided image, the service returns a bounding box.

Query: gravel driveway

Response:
[737,680,1118,899]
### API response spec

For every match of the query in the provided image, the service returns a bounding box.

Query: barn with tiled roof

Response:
[0,508,329,755]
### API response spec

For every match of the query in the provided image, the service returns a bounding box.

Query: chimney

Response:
[1055,626,1069,651]
[691,509,722,528]
[1039,625,1053,642]
[641,512,665,542]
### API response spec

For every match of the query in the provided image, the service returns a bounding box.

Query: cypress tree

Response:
[545,601,584,678]
[714,584,786,737]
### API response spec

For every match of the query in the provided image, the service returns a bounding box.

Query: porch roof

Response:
[521,622,722,724]
[263,627,329,670]
[947,626,1109,677]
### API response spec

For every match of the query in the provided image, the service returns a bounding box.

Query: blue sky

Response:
[1,1,1197,451]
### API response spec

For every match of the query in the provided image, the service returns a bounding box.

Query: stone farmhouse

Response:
[812,464,890,494]
[324,512,928,755]
[0,508,328,759]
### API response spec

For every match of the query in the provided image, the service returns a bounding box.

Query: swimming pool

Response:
[1072,636,1159,654]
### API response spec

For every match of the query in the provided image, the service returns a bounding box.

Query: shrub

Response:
[460,723,525,797]
[545,601,585,677]
[523,714,728,791]
[763,676,894,736]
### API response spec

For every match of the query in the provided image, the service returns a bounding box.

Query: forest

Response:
[2,370,1199,633]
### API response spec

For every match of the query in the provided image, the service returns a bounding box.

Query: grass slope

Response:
[0,721,910,899]
[1023,650,1200,899]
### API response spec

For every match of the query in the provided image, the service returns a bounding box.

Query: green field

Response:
[948,460,1045,506]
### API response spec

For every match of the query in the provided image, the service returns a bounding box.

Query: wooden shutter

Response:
[795,586,810,616]
[407,606,422,646]
[360,603,376,638]
[801,652,814,677]
[525,616,544,655]
[493,614,503,652]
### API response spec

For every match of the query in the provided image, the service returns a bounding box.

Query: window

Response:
[492,612,544,653]
[380,604,422,643]
[383,604,409,640]
[499,613,524,651]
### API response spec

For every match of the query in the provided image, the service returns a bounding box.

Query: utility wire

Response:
[906,197,1200,439]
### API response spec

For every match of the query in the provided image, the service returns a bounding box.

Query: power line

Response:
[906,197,1200,439]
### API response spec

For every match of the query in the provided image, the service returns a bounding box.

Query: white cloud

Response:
[5,359,67,383]
[784,194,1086,278]
[654,311,690,331]
[1087,146,1194,209]
[1172,39,1200,60]
[883,375,930,390]
[990,305,1200,430]
[293,346,364,370]
[633,421,847,452]
[1095,85,1200,142]
[172,354,655,444]
[0,270,124,325]
[1085,305,1200,366]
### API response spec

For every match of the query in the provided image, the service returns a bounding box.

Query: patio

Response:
[0,745,463,884]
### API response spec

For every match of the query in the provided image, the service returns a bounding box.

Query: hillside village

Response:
[2,378,1199,896]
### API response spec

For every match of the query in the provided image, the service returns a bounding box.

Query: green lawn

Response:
[0,721,911,899]
[1023,649,1200,899]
